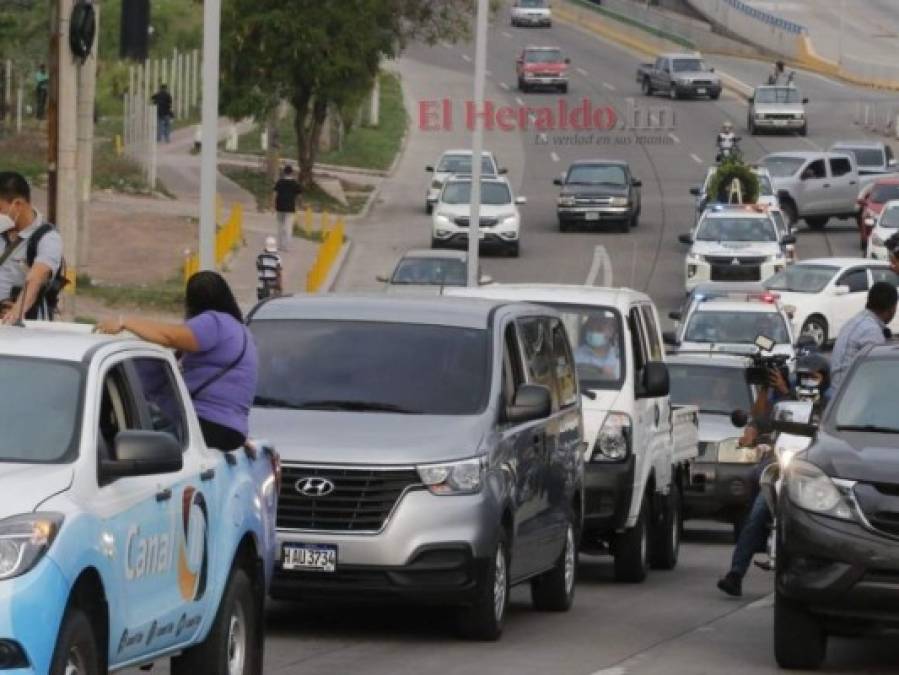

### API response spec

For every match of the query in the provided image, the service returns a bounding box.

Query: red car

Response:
[856,177,899,249]
[516,46,570,93]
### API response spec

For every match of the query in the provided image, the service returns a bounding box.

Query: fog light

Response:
[0,640,28,669]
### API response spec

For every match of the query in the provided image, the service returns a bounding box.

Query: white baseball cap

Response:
[264,236,278,253]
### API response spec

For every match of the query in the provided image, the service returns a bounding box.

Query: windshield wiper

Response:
[296,400,422,414]
[253,395,307,410]
[836,424,899,434]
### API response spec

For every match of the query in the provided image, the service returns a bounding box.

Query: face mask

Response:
[586,332,608,349]
[0,214,13,236]
[799,377,820,389]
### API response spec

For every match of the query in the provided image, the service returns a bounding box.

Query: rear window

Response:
[668,364,752,415]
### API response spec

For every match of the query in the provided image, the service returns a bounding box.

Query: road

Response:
[129,6,899,674]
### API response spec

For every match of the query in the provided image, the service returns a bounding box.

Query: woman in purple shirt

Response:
[97,271,258,451]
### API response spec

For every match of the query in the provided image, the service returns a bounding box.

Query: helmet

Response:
[795,352,830,401]
[722,121,733,131]
[264,236,278,253]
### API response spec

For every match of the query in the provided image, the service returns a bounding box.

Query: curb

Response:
[321,240,352,293]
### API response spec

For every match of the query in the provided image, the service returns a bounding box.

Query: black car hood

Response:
[560,185,629,198]
[806,430,899,484]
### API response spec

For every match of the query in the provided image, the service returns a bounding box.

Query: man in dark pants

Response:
[272,165,301,252]
[151,84,174,143]
[34,64,48,120]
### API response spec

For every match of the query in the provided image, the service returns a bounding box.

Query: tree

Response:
[220,0,479,188]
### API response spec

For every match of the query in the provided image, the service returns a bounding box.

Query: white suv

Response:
[425,150,503,213]
[511,0,552,27]
[679,205,794,292]
[432,175,524,257]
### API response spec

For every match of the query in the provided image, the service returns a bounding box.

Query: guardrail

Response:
[721,0,805,35]
[182,200,244,284]
[306,219,345,293]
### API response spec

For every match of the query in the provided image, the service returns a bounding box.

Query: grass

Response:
[76,274,184,314]
[0,124,48,185]
[569,0,696,50]
[93,138,173,196]
[228,72,407,172]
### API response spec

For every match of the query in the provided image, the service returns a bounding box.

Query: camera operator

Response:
[717,354,830,597]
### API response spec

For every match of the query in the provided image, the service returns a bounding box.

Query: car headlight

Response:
[686,252,703,264]
[872,234,884,247]
[524,72,536,79]
[431,180,443,190]
[717,438,761,464]
[558,196,576,207]
[0,513,63,580]
[418,457,486,495]
[592,412,632,462]
[687,264,698,278]
[434,213,452,226]
[610,197,629,207]
[498,213,517,224]
[756,113,766,120]
[786,459,854,521]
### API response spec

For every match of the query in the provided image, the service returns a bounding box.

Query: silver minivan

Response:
[248,295,584,640]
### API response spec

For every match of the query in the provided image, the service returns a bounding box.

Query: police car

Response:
[679,204,795,292]
[0,323,277,675]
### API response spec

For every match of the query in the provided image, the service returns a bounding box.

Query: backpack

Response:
[24,223,68,319]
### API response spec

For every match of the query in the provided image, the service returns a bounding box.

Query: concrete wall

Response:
[683,0,802,59]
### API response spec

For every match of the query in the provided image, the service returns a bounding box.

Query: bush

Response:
[707,159,760,204]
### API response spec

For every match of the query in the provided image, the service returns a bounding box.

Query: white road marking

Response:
[590,667,627,675]
[747,594,775,610]
[551,151,560,163]
[690,153,703,164]
[602,82,616,91]
[798,135,823,151]
[577,67,589,77]
[516,96,525,106]
[500,82,510,91]
[668,133,680,144]
[462,54,472,63]
[586,245,613,287]
[502,31,512,38]
[538,132,548,143]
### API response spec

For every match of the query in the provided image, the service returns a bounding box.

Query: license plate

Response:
[696,87,707,95]
[282,543,337,572]
[585,212,600,221]
[774,120,788,126]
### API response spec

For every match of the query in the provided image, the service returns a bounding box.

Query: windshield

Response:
[879,206,899,228]
[441,181,512,206]
[672,58,705,73]
[871,185,899,203]
[518,0,547,6]
[765,264,837,293]
[836,147,884,168]
[525,50,562,63]
[763,156,804,178]
[436,154,495,175]
[544,304,624,390]
[758,175,774,196]
[834,360,899,431]
[668,364,752,414]
[566,164,627,186]
[685,310,790,345]
[251,320,490,415]
[0,358,82,463]
[755,87,801,104]
[696,217,777,242]
[391,257,467,286]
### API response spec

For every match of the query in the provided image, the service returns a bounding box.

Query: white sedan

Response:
[867,199,899,261]
[424,150,504,213]
[764,258,899,347]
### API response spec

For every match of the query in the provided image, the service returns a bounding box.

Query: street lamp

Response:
[467,0,489,287]
[199,0,221,270]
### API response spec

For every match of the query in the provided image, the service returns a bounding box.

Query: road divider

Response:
[307,219,347,293]
[586,245,613,287]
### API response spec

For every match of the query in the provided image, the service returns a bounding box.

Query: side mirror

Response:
[662,330,679,346]
[689,186,700,196]
[781,234,796,245]
[747,95,754,103]
[515,196,527,205]
[101,431,183,481]
[730,409,749,428]
[564,58,571,64]
[553,177,563,186]
[678,233,693,245]
[479,274,493,285]
[376,274,389,283]
[889,158,897,168]
[506,383,552,425]
[802,98,809,104]
[631,178,642,187]
[425,165,434,172]
[833,285,850,296]
[498,167,509,175]
[639,362,670,398]
[668,310,682,321]
[710,67,715,72]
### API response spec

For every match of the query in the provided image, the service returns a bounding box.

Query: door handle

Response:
[849,180,857,185]
[823,183,831,188]
[200,468,215,481]
[155,488,172,502]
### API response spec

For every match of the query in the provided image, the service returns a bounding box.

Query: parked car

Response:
[516,46,570,93]
[855,177,899,249]
[555,160,642,232]
[510,0,552,27]
[830,140,897,176]
[679,204,793,292]
[0,323,278,675]
[761,151,861,230]
[773,346,899,669]
[637,52,722,100]
[765,257,899,347]
[425,150,504,213]
[689,166,779,220]
[248,295,585,640]
[446,284,699,584]
[376,249,491,294]
[668,353,759,538]
[746,85,808,136]
[431,174,524,257]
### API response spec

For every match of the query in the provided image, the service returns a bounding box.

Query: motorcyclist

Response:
[716,122,738,163]
[716,353,831,597]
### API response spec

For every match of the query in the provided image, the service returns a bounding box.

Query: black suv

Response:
[774,343,899,670]
[555,160,642,233]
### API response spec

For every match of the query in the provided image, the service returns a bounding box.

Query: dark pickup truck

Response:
[637,53,722,100]
[555,160,642,232]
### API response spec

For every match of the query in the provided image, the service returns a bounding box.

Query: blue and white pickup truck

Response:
[0,324,278,675]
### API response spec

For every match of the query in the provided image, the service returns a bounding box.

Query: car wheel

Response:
[710,90,721,100]
[531,519,578,611]
[457,532,510,641]
[801,316,828,348]
[805,216,828,231]
[748,117,756,135]
[560,83,568,94]
[172,568,262,675]
[641,78,653,96]
[614,496,650,583]
[508,241,520,258]
[781,200,798,226]
[799,123,808,137]
[49,608,101,675]
[559,219,570,233]
[650,486,681,570]
[425,202,433,215]
[669,84,679,100]
[774,590,827,670]
[431,237,441,249]
[618,217,630,233]
[631,211,640,228]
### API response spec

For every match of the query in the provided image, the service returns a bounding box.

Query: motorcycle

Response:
[716,136,743,163]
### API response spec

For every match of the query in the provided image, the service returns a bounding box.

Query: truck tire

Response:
[799,122,808,137]
[641,77,653,96]
[49,608,101,675]
[805,216,828,231]
[747,117,756,135]
[710,90,721,100]
[801,315,828,348]
[171,568,262,675]
[781,199,798,226]
[650,487,681,570]
[613,497,650,583]
[531,518,578,612]
[774,590,827,670]
[668,84,679,100]
[457,531,510,641]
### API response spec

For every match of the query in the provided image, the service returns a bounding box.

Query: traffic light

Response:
[120,0,150,61]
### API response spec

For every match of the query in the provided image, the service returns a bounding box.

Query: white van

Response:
[447,285,699,582]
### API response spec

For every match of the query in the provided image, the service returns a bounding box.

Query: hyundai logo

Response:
[295,477,336,497]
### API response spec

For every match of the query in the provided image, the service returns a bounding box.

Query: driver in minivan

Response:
[575,314,620,379]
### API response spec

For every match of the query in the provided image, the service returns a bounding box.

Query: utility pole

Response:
[467,0,489,287]
[76,1,99,273]
[199,0,221,270]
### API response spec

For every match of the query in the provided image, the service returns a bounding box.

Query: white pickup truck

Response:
[0,323,278,675]
[447,285,699,583]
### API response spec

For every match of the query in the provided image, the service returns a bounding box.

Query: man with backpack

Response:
[0,172,66,324]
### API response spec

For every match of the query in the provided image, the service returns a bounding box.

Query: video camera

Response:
[745,335,790,387]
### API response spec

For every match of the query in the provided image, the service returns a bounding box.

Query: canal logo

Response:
[178,487,209,602]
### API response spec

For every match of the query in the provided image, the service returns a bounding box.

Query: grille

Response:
[762,113,797,120]
[692,80,714,86]
[454,216,498,227]
[710,265,761,282]
[704,255,767,265]
[575,196,613,205]
[278,465,422,532]
[854,482,899,538]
